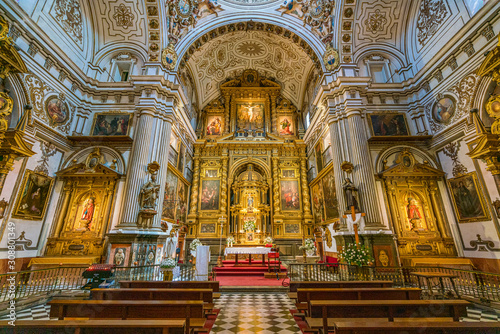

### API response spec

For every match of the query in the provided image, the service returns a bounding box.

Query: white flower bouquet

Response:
[264,236,274,244]
[160,257,176,269]
[243,220,256,232]
[226,236,235,246]
[339,243,374,266]
[189,238,202,252]
[299,238,316,252]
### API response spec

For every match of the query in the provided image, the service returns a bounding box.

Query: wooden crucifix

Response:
[342,206,366,249]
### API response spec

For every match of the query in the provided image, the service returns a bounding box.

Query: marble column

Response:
[346,111,382,226]
[328,117,347,214]
[119,109,155,227]
[153,114,173,228]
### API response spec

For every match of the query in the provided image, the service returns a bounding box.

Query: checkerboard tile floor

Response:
[210,293,300,334]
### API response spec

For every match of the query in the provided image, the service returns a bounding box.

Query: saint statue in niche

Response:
[140,173,160,210]
[406,196,427,230]
[248,195,254,209]
[342,178,359,212]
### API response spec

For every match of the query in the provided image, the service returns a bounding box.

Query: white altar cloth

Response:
[224,247,272,256]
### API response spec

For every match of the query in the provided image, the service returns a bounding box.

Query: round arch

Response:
[375,145,439,173]
[174,14,327,72]
[228,157,272,181]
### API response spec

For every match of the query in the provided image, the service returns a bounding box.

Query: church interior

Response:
[1,0,500,332]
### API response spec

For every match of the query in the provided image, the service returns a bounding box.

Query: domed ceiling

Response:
[187,30,316,108]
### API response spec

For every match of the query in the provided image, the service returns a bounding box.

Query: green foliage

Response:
[339,243,374,266]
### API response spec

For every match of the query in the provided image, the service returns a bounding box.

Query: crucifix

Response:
[342,206,366,249]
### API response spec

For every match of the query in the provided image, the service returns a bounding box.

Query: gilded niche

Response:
[380,149,456,261]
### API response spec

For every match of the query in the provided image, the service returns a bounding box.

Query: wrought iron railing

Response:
[287,263,500,305]
[0,263,217,305]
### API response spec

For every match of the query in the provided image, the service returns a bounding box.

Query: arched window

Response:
[110,53,136,82]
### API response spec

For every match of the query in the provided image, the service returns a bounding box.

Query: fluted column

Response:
[119,109,155,226]
[328,117,347,214]
[188,146,201,221]
[153,114,173,228]
[300,152,312,218]
[346,111,382,226]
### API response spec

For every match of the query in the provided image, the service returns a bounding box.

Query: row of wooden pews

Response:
[289,280,500,334]
[1,280,221,334]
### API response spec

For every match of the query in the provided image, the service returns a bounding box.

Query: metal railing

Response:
[287,263,500,305]
[0,263,217,304]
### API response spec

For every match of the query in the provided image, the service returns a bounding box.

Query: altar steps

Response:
[214,265,287,277]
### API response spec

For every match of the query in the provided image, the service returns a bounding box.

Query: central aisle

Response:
[210,292,301,334]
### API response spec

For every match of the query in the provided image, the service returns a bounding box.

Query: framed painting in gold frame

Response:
[200,180,220,211]
[90,112,132,136]
[447,172,490,223]
[280,180,300,211]
[206,115,224,136]
[368,112,409,136]
[12,170,54,220]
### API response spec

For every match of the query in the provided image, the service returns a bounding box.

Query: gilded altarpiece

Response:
[380,151,456,264]
[45,163,120,258]
[187,70,312,254]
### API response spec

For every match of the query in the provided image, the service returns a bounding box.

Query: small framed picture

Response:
[91,112,132,136]
[12,170,54,220]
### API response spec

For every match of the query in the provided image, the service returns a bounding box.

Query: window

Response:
[305,111,311,129]
[369,64,388,83]
[465,0,489,16]
[114,62,131,82]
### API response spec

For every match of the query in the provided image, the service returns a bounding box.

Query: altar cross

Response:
[342,206,366,249]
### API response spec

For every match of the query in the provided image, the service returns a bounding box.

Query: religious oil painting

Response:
[322,169,339,220]
[278,116,294,136]
[282,170,295,178]
[162,169,178,220]
[176,182,189,223]
[74,193,97,231]
[373,245,394,267]
[236,102,265,131]
[12,170,54,220]
[200,223,216,234]
[200,180,220,211]
[91,113,131,136]
[432,97,455,124]
[285,223,300,234]
[311,183,325,224]
[205,169,218,178]
[280,180,300,210]
[315,142,323,172]
[447,172,490,223]
[45,96,69,125]
[206,116,223,136]
[369,113,409,136]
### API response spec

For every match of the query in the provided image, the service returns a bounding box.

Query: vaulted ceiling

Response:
[186,30,316,108]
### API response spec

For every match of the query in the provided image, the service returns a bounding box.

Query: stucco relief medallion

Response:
[162,43,178,70]
[45,95,69,126]
[431,96,455,124]
[235,41,265,58]
[323,45,339,71]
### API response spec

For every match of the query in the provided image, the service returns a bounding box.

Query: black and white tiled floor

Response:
[211,293,301,334]
[2,292,500,332]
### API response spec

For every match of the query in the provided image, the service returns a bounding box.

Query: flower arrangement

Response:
[299,238,316,252]
[160,257,176,269]
[339,243,374,267]
[226,236,235,245]
[264,236,273,244]
[243,220,256,232]
[189,238,202,252]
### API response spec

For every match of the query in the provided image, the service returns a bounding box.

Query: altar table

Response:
[224,247,273,265]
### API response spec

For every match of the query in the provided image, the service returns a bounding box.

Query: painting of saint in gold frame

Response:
[447,172,490,223]
[162,169,178,221]
[280,180,300,210]
[322,169,339,220]
[311,183,325,224]
[200,180,220,211]
[91,112,132,136]
[12,170,54,220]
[206,115,224,136]
[278,116,294,136]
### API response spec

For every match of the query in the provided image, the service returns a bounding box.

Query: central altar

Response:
[224,246,273,265]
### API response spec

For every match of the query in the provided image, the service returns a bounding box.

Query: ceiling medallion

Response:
[236,41,265,57]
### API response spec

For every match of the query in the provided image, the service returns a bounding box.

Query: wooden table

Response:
[410,272,460,298]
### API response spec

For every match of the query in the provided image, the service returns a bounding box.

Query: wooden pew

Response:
[304,320,500,334]
[308,300,470,334]
[91,288,214,303]
[48,299,204,334]
[295,288,421,316]
[119,280,221,298]
[0,319,186,334]
[288,280,393,299]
